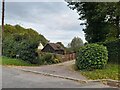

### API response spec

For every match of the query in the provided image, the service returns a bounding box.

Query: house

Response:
[38,42,44,50]
[41,43,65,55]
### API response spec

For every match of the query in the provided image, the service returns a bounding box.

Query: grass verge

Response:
[0,56,37,66]
[73,63,119,80]
[0,57,2,65]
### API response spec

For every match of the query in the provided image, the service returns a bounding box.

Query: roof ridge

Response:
[48,43,64,50]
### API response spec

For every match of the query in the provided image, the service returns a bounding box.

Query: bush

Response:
[3,37,40,64]
[2,24,48,64]
[38,53,61,65]
[76,44,108,70]
[42,53,54,64]
[17,40,40,64]
[98,39,120,63]
[53,54,62,63]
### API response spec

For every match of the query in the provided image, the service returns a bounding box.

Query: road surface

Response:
[2,66,112,88]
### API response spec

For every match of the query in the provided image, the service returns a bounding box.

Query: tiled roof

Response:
[48,43,64,51]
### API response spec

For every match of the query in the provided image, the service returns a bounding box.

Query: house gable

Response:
[41,44,55,53]
[41,43,65,55]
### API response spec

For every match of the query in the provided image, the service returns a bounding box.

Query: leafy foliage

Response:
[98,39,120,63]
[76,44,108,70]
[68,37,84,52]
[39,53,61,65]
[56,42,65,49]
[2,24,48,64]
[66,2,120,43]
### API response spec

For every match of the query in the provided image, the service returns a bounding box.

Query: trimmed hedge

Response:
[98,39,120,63]
[76,44,108,70]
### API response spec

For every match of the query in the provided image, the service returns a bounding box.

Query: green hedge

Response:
[2,24,48,64]
[3,33,40,64]
[76,44,108,70]
[98,39,120,63]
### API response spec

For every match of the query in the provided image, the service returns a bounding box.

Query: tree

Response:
[56,42,65,48]
[2,24,48,64]
[66,2,120,43]
[100,3,120,39]
[69,37,84,52]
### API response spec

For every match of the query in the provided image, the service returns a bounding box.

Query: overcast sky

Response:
[3,1,86,46]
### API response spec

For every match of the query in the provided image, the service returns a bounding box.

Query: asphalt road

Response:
[2,66,112,88]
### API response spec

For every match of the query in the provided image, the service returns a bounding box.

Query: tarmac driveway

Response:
[13,60,87,80]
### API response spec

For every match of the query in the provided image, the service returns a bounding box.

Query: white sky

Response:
[2,1,87,46]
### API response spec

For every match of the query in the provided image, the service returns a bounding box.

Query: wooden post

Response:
[2,0,5,32]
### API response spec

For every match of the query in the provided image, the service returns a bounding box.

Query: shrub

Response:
[53,58,60,63]
[43,53,54,64]
[53,54,62,63]
[2,24,48,64]
[38,53,61,65]
[98,39,120,63]
[39,53,54,64]
[17,40,40,64]
[2,33,40,64]
[76,44,108,70]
